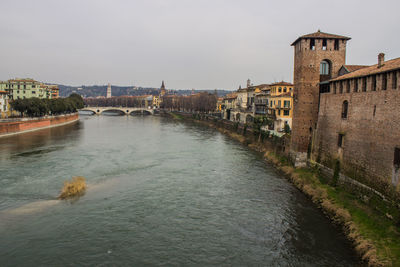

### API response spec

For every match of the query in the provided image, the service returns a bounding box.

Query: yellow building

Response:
[153,95,162,108]
[268,81,293,132]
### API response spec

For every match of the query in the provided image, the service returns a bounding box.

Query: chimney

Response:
[378,53,385,68]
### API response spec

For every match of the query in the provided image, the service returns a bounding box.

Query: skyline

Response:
[0,0,399,90]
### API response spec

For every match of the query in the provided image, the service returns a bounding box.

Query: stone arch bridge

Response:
[79,107,155,115]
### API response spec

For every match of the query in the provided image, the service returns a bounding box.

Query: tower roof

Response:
[161,80,165,90]
[291,30,351,46]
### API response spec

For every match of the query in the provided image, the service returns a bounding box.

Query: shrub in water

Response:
[58,176,87,199]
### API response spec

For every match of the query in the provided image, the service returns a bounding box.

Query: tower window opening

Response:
[346,80,350,93]
[338,134,344,147]
[322,39,327,50]
[393,71,398,89]
[320,60,330,75]
[394,147,400,169]
[354,79,358,92]
[362,77,367,92]
[334,39,339,50]
[310,39,315,50]
[333,82,337,94]
[382,73,387,90]
[339,82,343,93]
[373,105,376,117]
[372,75,377,91]
[342,100,348,119]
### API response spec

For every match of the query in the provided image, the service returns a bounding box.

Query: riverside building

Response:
[0,78,57,100]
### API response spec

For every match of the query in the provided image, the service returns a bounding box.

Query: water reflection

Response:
[0,121,81,161]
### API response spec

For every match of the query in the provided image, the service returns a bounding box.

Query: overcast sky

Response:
[0,0,399,90]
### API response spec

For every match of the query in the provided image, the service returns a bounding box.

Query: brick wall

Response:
[0,113,79,136]
[313,88,400,192]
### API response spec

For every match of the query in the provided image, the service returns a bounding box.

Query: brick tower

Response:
[290,30,350,166]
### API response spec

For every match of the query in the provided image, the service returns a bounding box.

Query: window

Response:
[17,85,20,89]
[32,85,36,88]
[23,84,26,89]
[339,82,343,93]
[284,100,290,108]
[279,87,282,93]
[346,80,350,93]
[372,76,376,91]
[394,147,400,169]
[32,91,36,94]
[354,79,358,92]
[338,134,344,147]
[320,60,330,75]
[333,82,337,94]
[373,105,376,117]
[283,87,287,92]
[270,101,273,107]
[362,77,367,92]
[284,110,290,116]
[382,73,387,90]
[334,39,339,50]
[393,72,398,89]
[322,39,327,50]
[278,110,281,115]
[342,100,348,119]
[310,39,315,50]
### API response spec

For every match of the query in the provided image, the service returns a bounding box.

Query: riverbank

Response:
[168,111,400,267]
[0,113,79,138]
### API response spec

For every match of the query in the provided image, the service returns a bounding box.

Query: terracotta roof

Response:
[291,30,351,46]
[331,57,400,82]
[8,78,38,83]
[224,93,237,100]
[0,90,8,94]
[342,65,369,73]
[270,81,293,87]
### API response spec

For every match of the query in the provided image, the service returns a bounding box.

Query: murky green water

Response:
[0,115,359,266]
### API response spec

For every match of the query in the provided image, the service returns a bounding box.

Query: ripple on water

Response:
[0,116,359,266]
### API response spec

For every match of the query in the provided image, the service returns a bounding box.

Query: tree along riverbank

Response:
[166,111,400,267]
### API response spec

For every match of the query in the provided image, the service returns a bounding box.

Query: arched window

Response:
[320,60,330,75]
[342,100,348,119]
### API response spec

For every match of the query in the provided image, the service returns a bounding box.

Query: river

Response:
[0,115,359,266]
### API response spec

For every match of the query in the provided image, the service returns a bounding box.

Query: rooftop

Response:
[270,81,293,87]
[342,65,369,73]
[331,57,400,81]
[291,30,351,46]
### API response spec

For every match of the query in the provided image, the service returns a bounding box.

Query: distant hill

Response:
[59,85,231,98]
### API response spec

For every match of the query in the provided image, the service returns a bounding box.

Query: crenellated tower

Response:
[290,30,351,166]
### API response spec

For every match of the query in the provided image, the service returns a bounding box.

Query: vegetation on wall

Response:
[10,93,84,117]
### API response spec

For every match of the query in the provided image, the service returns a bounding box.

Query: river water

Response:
[0,115,359,266]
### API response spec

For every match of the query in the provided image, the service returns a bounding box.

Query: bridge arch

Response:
[101,109,127,115]
[129,110,152,115]
[79,109,97,115]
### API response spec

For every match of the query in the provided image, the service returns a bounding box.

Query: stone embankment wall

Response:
[172,112,290,159]
[0,113,79,137]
